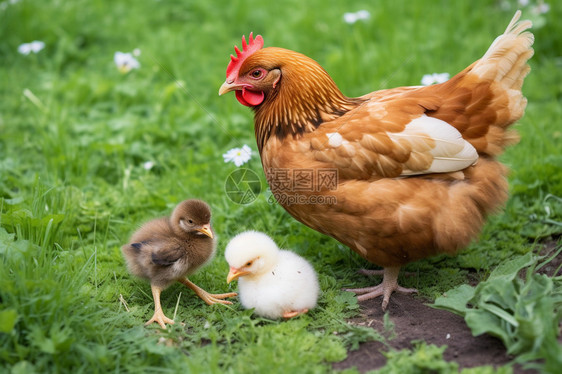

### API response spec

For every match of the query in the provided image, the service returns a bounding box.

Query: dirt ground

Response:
[333,293,537,373]
[334,241,562,373]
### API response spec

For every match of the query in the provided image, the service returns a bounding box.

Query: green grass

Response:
[1,0,561,372]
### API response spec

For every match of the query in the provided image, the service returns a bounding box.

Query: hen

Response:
[122,199,236,328]
[219,12,534,309]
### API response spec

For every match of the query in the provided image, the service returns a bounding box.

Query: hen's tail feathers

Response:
[434,11,534,157]
[473,10,534,92]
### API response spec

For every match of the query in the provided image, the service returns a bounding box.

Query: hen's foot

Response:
[178,278,237,305]
[282,308,309,319]
[345,267,417,310]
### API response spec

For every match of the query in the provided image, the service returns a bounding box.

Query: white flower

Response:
[114,51,140,74]
[223,144,252,167]
[421,72,450,86]
[133,48,141,57]
[343,12,358,24]
[343,10,370,24]
[356,10,370,20]
[533,2,550,14]
[518,0,530,6]
[18,40,45,55]
[143,161,154,170]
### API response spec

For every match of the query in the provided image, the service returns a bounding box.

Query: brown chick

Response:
[122,199,237,328]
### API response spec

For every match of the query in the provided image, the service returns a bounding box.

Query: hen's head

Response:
[219,34,360,150]
[225,231,280,282]
[171,199,213,239]
[218,33,281,107]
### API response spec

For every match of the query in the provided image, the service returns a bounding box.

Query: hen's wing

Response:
[304,95,478,180]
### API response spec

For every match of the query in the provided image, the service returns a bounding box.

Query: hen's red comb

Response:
[226,32,264,82]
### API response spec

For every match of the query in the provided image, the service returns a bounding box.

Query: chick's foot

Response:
[282,309,309,319]
[145,310,175,329]
[145,285,175,329]
[345,266,417,310]
[178,278,237,305]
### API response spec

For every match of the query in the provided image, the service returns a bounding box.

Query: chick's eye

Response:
[246,261,252,267]
[250,70,263,79]
[188,219,193,224]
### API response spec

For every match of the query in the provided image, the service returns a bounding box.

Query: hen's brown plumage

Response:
[122,199,236,328]
[219,12,533,309]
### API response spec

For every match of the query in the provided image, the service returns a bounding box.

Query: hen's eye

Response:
[250,70,263,78]
[188,219,193,224]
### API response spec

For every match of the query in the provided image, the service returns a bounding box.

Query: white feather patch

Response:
[326,132,343,147]
[389,115,478,175]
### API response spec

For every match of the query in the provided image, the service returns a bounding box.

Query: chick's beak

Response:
[219,81,242,96]
[196,224,213,238]
[227,266,250,283]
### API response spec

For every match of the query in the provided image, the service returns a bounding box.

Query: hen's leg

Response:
[345,267,417,310]
[282,308,309,319]
[178,278,237,305]
[145,285,175,329]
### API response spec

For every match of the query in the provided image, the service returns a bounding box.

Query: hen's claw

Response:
[345,266,417,310]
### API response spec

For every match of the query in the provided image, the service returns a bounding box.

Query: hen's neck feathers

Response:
[251,48,363,152]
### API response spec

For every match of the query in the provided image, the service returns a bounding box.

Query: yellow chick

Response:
[225,231,319,319]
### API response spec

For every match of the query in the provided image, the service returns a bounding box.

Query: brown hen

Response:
[219,12,533,309]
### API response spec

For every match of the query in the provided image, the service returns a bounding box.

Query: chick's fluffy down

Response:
[238,250,319,319]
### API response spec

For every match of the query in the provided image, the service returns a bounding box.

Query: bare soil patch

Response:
[333,293,537,373]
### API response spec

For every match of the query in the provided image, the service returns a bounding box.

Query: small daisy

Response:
[421,72,450,86]
[355,10,371,20]
[114,51,140,74]
[18,41,45,55]
[133,48,141,57]
[343,12,358,24]
[533,2,550,14]
[143,161,155,170]
[223,144,252,167]
[343,10,370,24]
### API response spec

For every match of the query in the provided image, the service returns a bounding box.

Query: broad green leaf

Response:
[473,278,518,312]
[479,303,518,327]
[0,309,18,333]
[10,361,36,374]
[488,253,536,281]
[432,284,475,316]
[465,309,511,345]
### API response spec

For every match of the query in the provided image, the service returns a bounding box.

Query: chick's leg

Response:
[178,278,237,305]
[345,267,417,310]
[145,285,175,329]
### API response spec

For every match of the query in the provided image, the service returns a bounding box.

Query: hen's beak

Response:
[219,81,242,96]
[227,267,250,283]
[196,224,213,239]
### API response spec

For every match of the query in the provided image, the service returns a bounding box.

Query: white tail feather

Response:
[473,10,534,88]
